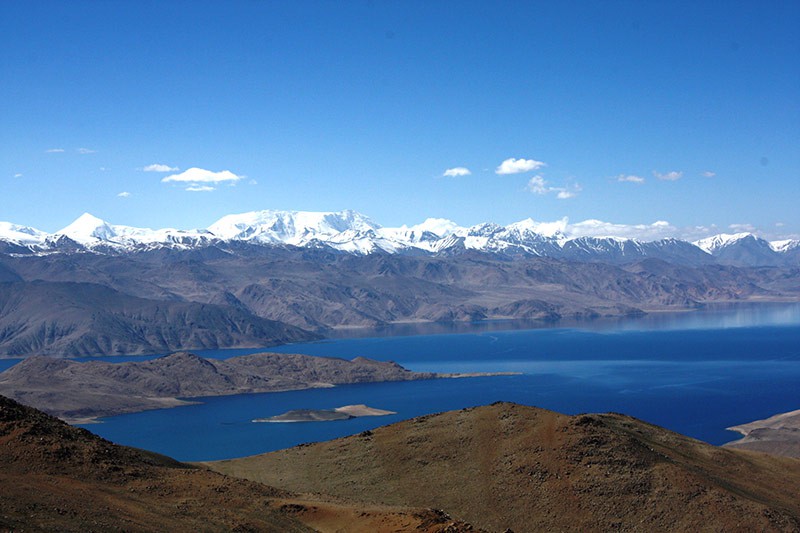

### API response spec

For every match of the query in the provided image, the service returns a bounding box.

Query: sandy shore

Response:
[724,408,800,458]
[334,404,397,417]
[726,408,800,436]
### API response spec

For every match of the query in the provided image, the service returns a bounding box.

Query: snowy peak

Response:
[50,213,213,251]
[693,232,787,267]
[410,218,461,238]
[0,221,48,245]
[376,218,463,251]
[505,217,567,240]
[56,213,116,244]
[0,210,797,266]
[207,209,380,246]
[770,239,800,253]
[693,233,754,254]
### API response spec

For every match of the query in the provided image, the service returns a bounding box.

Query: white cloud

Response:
[77,147,96,154]
[496,157,546,175]
[162,167,244,185]
[443,166,471,177]
[248,179,258,185]
[616,174,645,184]
[143,163,179,172]
[653,170,683,181]
[46,148,65,153]
[532,217,569,237]
[13,173,23,178]
[117,191,131,198]
[556,182,582,200]
[729,223,756,233]
[702,171,716,178]
[186,185,216,192]
[568,219,682,240]
[567,220,733,241]
[684,225,724,241]
[526,175,580,199]
[776,222,785,227]
[526,175,548,194]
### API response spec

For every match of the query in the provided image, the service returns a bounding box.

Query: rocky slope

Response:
[0,351,449,422]
[207,402,800,532]
[0,394,476,532]
[0,280,317,356]
[3,250,795,346]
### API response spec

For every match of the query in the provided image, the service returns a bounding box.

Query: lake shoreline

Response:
[0,349,520,424]
[3,300,799,363]
[723,409,800,458]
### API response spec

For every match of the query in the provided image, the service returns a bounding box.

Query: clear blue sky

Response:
[1,1,798,239]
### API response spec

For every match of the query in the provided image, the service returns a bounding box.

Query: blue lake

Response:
[3,303,800,461]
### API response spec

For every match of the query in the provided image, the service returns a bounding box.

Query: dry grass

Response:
[0,394,476,532]
[207,402,800,532]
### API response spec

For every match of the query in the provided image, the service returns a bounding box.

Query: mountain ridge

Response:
[1,209,798,358]
[2,209,798,267]
[0,248,797,357]
[0,280,317,356]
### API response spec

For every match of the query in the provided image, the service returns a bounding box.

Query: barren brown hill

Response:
[207,402,800,532]
[4,251,797,357]
[0,394,478,532]
[0,280,317,356]
[0,351,448,422]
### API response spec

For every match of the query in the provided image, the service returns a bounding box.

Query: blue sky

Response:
[1,1,798,239]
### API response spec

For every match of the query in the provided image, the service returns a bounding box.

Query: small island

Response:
[254,404,396,423]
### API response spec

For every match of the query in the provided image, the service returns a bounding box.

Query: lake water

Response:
[4,303,800,461]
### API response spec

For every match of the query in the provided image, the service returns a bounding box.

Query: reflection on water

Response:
[0,302,797,373]
[325,302,800,339]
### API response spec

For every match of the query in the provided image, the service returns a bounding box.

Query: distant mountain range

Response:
[2,210,798,267]
[1,209,799,357]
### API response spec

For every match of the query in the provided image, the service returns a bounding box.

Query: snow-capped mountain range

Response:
[0,210,798,267]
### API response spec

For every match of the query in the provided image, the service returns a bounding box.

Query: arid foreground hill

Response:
[0,394,476,532]
[207,402,800,532]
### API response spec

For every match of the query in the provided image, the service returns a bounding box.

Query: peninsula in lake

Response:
[0,352,510,423]
[724,408,800,458]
